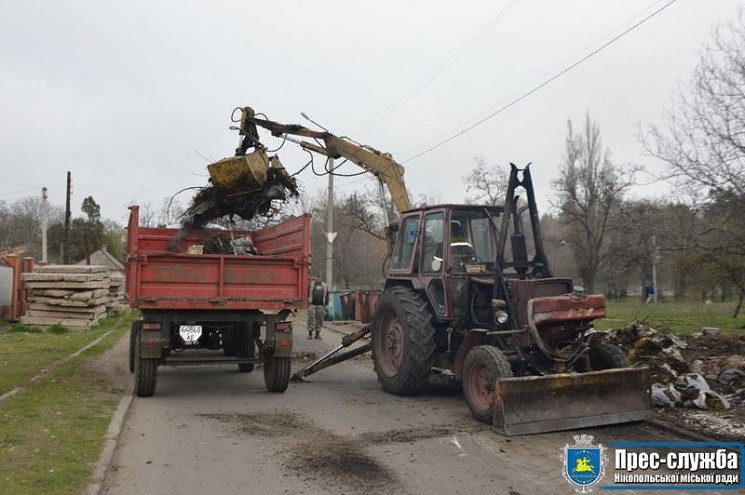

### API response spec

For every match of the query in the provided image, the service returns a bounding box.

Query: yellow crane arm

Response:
[246,113,412,213]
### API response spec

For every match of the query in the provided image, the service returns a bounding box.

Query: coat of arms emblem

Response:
[563,434,605,492]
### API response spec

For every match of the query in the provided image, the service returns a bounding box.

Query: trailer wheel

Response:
[223,327,238,357]
[372,286,436,396]
[134,328,158,397]
[463,345,513,424]
[263,355,290,392]
[585,342,629,370]
[238,323,256,373]
[128,320,141,373]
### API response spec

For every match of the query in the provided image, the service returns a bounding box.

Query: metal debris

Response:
[167,151,299,252]
[602,322,739,411]
[603,322,689,382]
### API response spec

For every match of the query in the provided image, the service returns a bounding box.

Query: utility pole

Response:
[63,171,71,264]
[41,187,48,264]
[83,225,91,265]
[325,158,337,290]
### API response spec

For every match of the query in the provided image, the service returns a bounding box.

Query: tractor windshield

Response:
[450,209,499,273]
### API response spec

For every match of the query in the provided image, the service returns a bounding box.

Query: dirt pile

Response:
[603,322,745,411]
[602,322,745,439]
[603,322,689,383]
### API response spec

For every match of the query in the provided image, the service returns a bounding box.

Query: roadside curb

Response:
[86,393,134,495]
[646,418,724,442]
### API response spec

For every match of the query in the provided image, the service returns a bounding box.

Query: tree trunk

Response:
[733,291,743,319]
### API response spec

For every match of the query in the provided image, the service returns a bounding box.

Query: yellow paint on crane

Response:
[208,150,270,191]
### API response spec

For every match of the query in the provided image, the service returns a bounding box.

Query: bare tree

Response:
[338,193,387,241]
[139,202,155,227]
[554,114,637,292]
[463,156,508,205]
[604,200,666,298]
[306,191,387,289]
[157,197,184,227]
[642,11,745,315]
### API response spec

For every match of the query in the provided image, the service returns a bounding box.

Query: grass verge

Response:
[0,312,134,495]
[596,299,745,334]
[0,316,131,396]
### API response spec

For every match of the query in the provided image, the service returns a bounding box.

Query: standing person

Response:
[307,274,329,339]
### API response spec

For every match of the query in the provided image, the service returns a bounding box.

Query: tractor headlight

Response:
[495,310,509,325]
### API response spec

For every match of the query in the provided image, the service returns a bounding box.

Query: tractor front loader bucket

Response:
[493,367,653,436]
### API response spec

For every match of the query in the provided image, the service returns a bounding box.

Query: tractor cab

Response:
[388,205,504,322]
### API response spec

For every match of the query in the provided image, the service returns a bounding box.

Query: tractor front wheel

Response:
[462,345,513,423]
[371,286,436,396]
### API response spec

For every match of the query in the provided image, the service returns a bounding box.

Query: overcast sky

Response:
[1,0,742,223]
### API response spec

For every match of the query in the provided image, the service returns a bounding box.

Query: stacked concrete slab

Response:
[107,273,127,315]
[20,265,122,330]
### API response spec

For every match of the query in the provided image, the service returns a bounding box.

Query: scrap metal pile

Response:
[168,150,298,252]
[182,152,298,229]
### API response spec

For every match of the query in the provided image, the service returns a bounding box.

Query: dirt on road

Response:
[98,321,738,495]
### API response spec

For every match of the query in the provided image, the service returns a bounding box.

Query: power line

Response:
[404,0,669,158]
[402,0,679,164]
[354,0,521,134]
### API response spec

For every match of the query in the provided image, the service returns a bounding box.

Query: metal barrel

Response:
[493,367,653,436]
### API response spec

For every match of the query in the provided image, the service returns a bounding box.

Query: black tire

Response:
[134,328,158,397]
[128,320,141,373]
[223,327,238,357]
[462,345,513,423]
[585,342,630,370]
[237,323,255,373]
[263,355,291,392]
[371,286,436,396]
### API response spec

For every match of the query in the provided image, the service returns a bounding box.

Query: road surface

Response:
[100,321,719,495]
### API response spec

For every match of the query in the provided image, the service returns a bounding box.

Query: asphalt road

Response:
[101,321,722,495]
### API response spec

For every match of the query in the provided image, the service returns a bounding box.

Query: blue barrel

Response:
[325,290,349,320]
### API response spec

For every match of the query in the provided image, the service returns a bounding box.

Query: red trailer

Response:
[125,206,310,397]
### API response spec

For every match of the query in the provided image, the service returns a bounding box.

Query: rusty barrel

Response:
[340,292,356,320]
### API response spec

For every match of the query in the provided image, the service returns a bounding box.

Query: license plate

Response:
[179,325,202,344]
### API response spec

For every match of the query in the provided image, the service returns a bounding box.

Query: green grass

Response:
[0,312,134,495]
[0,315,133,396]
[596,298,745,334]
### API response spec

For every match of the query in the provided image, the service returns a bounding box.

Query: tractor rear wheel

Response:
[462,345,513,423]
[585,342,629,370]
[371,286,436,396]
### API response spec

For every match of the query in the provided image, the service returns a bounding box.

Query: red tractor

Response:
[369,165,650,434]
[237,108,652,435]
